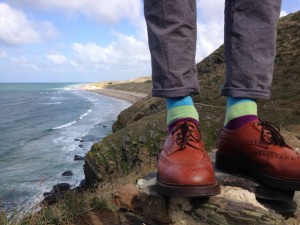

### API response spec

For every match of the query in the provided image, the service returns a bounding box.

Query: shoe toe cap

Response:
[158,162,216,186]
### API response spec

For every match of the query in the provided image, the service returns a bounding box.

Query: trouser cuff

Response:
[221,87,270,100]
[152,87,199,98]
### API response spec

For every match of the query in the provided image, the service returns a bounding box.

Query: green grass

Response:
[3,190,111,225]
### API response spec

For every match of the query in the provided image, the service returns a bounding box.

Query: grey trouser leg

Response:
[144,0,199,98]
[222,0,281,99]
[144,0,281,99]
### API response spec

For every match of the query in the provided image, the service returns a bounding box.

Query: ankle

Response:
[166,96,199,126]
[224,97,257,129]
[225,115,257,130]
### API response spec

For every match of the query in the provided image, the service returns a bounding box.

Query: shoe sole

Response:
[215,151,300,191]
[156,177,221,197]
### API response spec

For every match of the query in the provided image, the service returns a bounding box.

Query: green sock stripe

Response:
[167,105,199,125]
[224,101,257,125]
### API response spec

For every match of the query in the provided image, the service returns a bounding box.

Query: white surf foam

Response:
[52,121,76,130]
[63,84,84,91]
[42,102,62,105]
[79,109,92,120]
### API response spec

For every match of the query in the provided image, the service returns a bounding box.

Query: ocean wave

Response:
[79,109,92,120]
[63,84,84,91]
[42,102,62,105]
[52,121,76,130]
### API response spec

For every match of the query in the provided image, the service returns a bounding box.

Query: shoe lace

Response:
[257,119,287,147]
[173,122,201,150]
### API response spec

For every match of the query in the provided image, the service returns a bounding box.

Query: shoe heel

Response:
[215,151,239,173]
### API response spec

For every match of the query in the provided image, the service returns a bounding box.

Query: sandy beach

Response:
[81,84,148,104]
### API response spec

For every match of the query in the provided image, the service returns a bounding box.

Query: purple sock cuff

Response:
[168,118,199,132]
[225,115,257,130]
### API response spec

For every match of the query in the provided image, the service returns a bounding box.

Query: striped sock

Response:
[224,97,257,130]
[166,96,199,126]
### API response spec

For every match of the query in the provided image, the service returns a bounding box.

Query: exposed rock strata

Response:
[113,163,300,225]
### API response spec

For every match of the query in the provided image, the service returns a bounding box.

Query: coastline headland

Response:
[80,78,150,103]
[83,87,147,104]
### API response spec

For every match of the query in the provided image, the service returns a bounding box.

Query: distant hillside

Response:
[88,76,152,94]
[85,11,300,186]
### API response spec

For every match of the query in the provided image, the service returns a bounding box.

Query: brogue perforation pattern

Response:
[251,150,299,160]
[159,155,209,167]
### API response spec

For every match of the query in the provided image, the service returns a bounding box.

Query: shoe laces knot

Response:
[258,119,287,147]
[173,122,201,150]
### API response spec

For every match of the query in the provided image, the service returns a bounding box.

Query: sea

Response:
[0,83,131,214]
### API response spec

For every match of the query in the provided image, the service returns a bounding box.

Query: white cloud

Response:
[0,3,57,46]
[10,56,39,70]
[0,50,7,59]
[11,0,143,26]
[196,0,224,61]
[46,52,68,65]
[73,43,120,64]
[68,7,222,75]
[280,10,288,17]
[10,56,28,64]
[197,0,224,23]
[38,32,151,80]
[112,32,150,64]
[196,22,223,61]
[68,0,223,76]
[72,32,150,67]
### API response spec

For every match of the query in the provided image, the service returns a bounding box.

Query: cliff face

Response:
[112,96,165,132]
[84,112,167,185]
[84,11,300,187]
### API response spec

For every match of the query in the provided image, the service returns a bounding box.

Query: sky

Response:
[0,0,299,83]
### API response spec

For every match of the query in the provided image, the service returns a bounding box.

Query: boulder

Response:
[42,183,70,205]
[114,176,300,225]
[79,179,87,189]
[112,151,300,225]
[113,183,176,224]
[42,193,59,205]
[62,170,73,176]
[74,155,85,161]
[53,183,71,193]
[43,191,52,197]
[113,184,140,211]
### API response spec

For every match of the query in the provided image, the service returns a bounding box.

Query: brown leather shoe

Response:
[216,119,300,190]
[156,120,220,197]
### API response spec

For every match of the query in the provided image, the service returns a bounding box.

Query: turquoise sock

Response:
[166,96,199,125]
[224,97,257,126]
